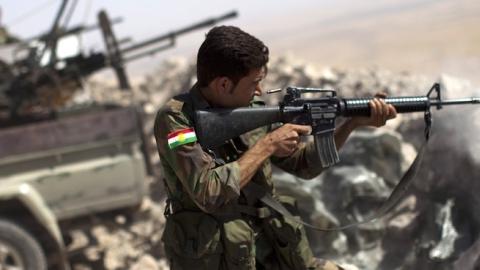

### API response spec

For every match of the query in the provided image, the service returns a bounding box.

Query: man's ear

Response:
[214,76,233,95]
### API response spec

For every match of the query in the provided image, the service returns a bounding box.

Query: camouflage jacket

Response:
[154,84,323,213]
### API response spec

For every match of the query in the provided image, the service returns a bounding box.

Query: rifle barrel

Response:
[431,98,480,106]
[121,11,237,54]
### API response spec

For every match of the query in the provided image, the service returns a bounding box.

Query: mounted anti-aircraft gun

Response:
[0,0,237,126]
[194,83,480,230]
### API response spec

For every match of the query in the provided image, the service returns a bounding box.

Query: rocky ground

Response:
[66,56,480,270]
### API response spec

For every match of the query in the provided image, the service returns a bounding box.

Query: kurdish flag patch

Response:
[167,128,197,149]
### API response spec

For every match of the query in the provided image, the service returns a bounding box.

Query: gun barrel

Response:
[431,97,480,106]
[24,17,123,43]
[123,41,174,63]
[83,17,123,32]
[120,10,238,54]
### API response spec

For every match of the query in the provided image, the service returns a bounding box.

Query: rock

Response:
[131,254,159,270]
[387,195,419,232]
[143,102,157,114]
[157,258,170,270]
[322,165,390,222]
[429,199,460,261]
[339,263,361,270]
[454,237,480,270]
[319,67,339,85]
[338,128,416,186]
[388,212,419,231]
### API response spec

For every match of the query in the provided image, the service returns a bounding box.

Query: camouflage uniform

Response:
[154,84,344,270]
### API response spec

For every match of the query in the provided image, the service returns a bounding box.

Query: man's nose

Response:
[255,85,262,96]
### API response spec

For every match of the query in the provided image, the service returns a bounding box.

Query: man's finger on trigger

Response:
[302,126,312,135]
[289,130,300,139]
[294,125,312,135]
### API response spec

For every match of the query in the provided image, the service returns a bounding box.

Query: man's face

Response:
[222,67,265,108]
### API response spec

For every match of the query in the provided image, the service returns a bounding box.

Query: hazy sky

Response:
[1,0,360,77]
[1,0,333,73]
[2,0,333,41]
[2,0,480,87]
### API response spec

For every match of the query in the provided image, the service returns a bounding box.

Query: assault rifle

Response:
[195,83,480,168]
[195,83,480,231]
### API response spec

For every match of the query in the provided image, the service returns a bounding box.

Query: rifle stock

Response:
[195,107,282,149]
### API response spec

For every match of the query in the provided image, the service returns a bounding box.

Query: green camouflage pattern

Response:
[154,84,344,270]
[154,87,241,212]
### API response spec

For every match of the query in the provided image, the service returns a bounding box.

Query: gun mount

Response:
[0,0,237,127]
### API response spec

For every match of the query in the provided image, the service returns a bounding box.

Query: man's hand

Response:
[263,123,312,157]
[238,123,310,188]
[348,93,397,128]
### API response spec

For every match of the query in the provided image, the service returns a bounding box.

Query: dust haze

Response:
[259,0,480,88]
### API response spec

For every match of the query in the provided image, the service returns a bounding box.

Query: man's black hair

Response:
[196,25,269,87]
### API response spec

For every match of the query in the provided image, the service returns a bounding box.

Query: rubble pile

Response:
[68,200,169,270]
[69,55,480,270]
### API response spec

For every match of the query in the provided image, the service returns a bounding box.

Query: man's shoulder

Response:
[154,92,194,136]
[163,92,191,114]
[157,92,194,122]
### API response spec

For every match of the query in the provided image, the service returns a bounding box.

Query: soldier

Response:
[154,25,396,270]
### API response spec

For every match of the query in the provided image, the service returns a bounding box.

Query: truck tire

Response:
[0,218,47,270]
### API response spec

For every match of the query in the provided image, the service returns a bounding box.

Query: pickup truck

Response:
[0,105,151,270]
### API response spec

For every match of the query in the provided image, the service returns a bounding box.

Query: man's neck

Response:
[198,85,221,108]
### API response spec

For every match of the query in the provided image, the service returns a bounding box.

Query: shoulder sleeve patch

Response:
[167,128,197,149]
